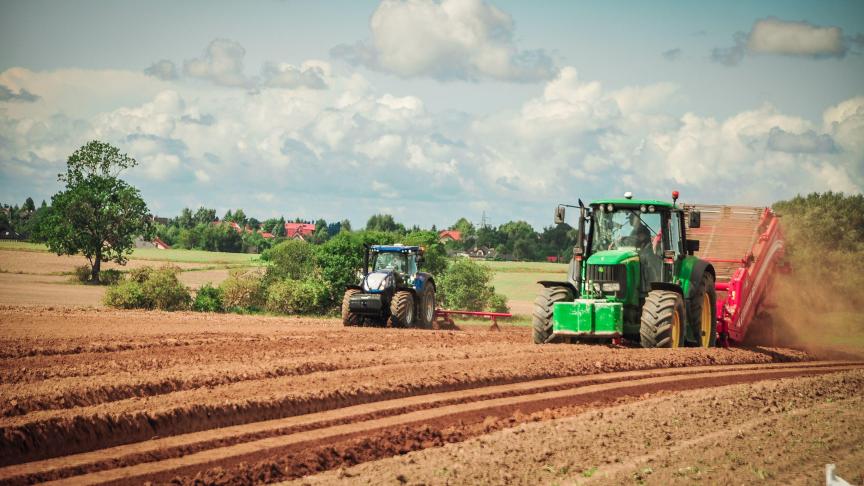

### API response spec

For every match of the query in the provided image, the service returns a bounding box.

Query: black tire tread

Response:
[532,286,573,344]
[341,289,363,327]
[640,290,684,348]
[390,290,414,328]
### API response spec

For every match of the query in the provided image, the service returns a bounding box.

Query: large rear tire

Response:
[640,290,685,348]
[390,290,415,328]
[532,286,574,344]
[418,284,436,329]
[690,273,717,347]
[341,289,363,327]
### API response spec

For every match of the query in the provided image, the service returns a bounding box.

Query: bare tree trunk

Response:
[91,254,101,284]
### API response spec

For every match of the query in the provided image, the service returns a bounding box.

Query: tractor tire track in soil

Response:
[1,362,860,485]
[0,306,853,485]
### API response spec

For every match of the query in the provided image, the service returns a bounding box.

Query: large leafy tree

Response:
[36,141,152,283]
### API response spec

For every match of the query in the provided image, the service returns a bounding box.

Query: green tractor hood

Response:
[586,249,638,265]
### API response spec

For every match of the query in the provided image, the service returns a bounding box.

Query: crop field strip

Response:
[2,361,859,485]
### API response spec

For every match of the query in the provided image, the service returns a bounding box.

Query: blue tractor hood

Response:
[362,270,394,293]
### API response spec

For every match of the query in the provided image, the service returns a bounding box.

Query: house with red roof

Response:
[285,222,316,240]
[438,230,462,243]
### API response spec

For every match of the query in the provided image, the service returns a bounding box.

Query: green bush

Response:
[265,276,331,314]
[104,280,147,308]
[265,239,317,284]
[438,258,506,312]
[193,282,223,312]
[487,293,510,313]
[103,265,191,310]
[220,269,265,310]
[100,269,122,286]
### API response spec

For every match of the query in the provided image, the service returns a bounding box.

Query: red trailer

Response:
[686,205,785,346]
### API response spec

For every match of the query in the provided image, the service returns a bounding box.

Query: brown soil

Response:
[0,306,852,482]
[293,370,864,486]
[0,273,105,307]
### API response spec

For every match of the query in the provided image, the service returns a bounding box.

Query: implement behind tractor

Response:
[534,192,784,347]
[686,205,785,345]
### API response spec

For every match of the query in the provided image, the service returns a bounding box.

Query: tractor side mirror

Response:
[554,206,566,224]
[685,239,700,254]
[688,211,701,229]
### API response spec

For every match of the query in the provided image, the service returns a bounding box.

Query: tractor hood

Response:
[362,270,394,293]
[586,249,638,265]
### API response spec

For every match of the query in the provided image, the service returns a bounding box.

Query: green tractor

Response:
[533,192,716,348]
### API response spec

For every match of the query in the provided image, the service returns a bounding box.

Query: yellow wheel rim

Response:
[671,309,681,347]
[700,293,712,347]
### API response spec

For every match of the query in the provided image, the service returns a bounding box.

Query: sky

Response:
[1,0,862,229]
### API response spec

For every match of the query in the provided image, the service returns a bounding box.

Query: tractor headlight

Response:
[592,282,602,293]
[640,205,646,212]
[601,282,620,292]
[607,204,614,212]
[648,205,655,212]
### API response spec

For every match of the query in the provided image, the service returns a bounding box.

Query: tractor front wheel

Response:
[640,290,685,348]
[341,289,363,326]
[390,290,415,328]
[532,286,573,344]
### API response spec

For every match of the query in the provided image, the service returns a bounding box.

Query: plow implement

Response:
[433,309,512,331]
[686,205,785,345]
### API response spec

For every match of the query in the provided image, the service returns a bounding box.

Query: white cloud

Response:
[748,18,846,57]
[144,60,178,81]
[260,62,327,89]
[713,18,849,66]
[1,60,860,228]
[183,38,249,87]
[331,0,556,82]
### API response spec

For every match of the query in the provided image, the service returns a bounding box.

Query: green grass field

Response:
[485,260,567,305]
[0,241,261,265]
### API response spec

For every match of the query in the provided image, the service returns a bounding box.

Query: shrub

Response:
[438,258,501,311]
[265,239,317,284]
[103,265,191,310]
[220,269,265,310]
[193,282,223,312]
[72,265,91,283]
[265,276,331,314]
[104,280,146,308]
[487,293,510,313]
[100,269,122,286]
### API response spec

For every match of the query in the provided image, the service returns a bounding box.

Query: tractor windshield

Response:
[372,253,409,273]
[592,209,662,253]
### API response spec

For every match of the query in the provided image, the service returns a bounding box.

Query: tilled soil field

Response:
[1,306,859,485]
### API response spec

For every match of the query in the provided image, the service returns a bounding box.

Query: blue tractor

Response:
[342,244,437,328]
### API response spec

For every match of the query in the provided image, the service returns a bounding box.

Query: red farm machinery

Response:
[686,204,786,346]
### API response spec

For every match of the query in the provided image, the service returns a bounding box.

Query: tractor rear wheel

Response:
[690,273,717,347]
[640,290,685,348]
[418,284,436,329]
[390,290,415,328]
[532,286,573,344]
[341,289,363,326]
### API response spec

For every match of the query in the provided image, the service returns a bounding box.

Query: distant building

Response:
[285,222,316,240]
[438,230,462,243]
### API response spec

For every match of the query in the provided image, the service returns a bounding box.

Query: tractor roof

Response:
[370,245,422,253]
[590,198,674,209]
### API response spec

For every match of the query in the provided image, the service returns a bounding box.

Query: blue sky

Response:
[1,0,862,229]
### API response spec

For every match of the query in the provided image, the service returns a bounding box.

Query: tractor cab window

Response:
[406,255,418,275]
[373,253,408,273]
[591,208,662,253]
